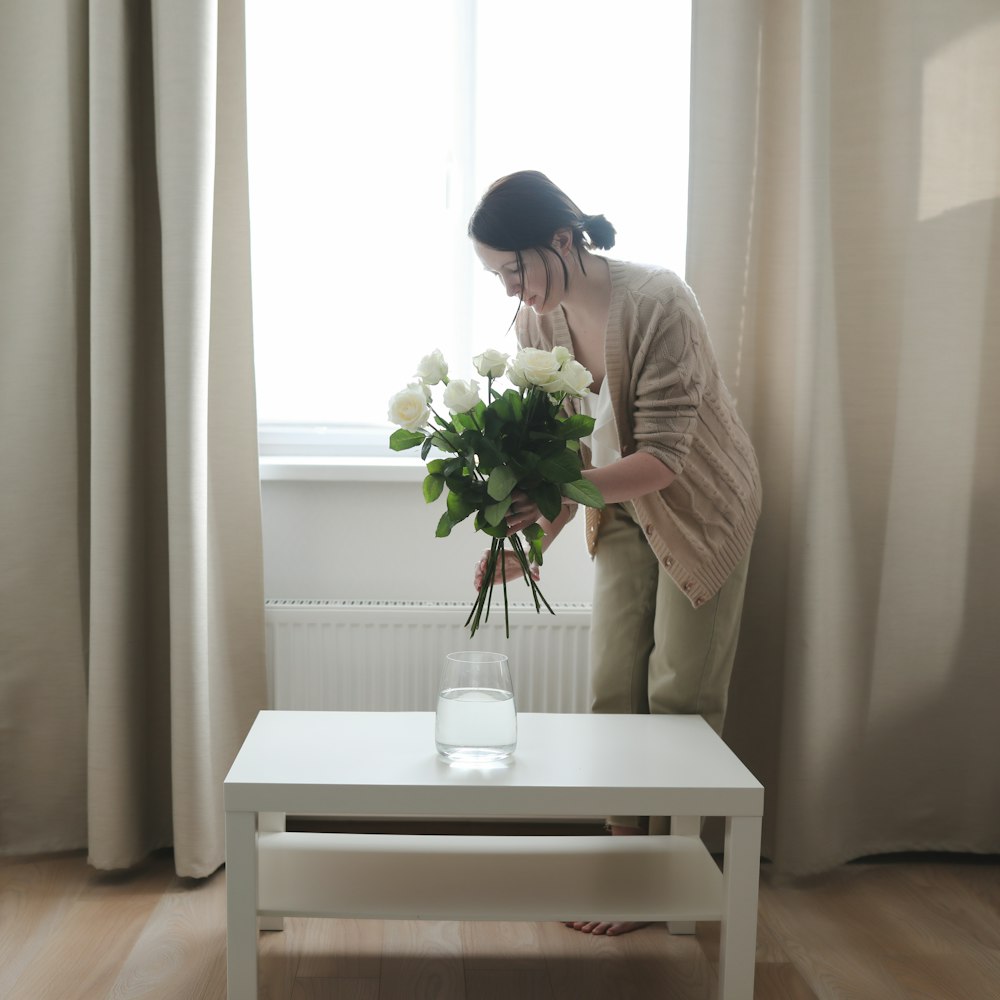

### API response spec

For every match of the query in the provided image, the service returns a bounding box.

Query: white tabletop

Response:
[224,711,763,819]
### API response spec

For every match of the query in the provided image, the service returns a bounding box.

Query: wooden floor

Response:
[2,846,999,999]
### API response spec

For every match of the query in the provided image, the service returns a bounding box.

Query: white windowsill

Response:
[260,456,427,483]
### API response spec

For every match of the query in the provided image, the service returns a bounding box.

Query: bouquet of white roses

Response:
[388,346,605,637]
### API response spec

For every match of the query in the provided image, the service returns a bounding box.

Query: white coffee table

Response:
[224,710,763,1000]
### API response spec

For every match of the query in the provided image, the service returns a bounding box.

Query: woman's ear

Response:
[551,227,574,256]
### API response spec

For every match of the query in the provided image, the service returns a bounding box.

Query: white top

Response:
[578,379,620,469]
[224,711,763,818]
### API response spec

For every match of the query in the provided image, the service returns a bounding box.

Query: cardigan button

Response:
[664,556,674,568]
[694,596,706,607]
[644,523,653,534]
[682,581,693,592]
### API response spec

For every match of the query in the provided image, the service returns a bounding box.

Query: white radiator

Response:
[264,600,592,713]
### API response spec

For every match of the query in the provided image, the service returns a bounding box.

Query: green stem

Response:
[499,536,510,638]
[484,538,499,625]
[511,534,555,616]
[466,536,505,637]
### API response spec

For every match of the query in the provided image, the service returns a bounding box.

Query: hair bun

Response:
[582,213,616,250]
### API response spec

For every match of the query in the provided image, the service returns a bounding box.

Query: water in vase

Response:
[435,687,516,762]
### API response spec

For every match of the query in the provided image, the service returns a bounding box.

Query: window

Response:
[247,0,691,456]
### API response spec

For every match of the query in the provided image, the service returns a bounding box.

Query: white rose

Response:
[509,347,562,389]
[415,349,449,385]
[472,348,509,379]
[550,358,593,397]
[506,357,529,388]
[387,383,431,430]
[551,345,572,367]
[442,378,481,413]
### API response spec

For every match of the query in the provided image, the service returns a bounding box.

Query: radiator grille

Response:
[264,601,592,713]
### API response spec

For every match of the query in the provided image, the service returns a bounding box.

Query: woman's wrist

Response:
[582,452,674,504]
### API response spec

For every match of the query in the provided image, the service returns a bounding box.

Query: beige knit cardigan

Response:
[516,259,762,607]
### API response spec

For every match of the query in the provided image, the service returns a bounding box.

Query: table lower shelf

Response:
[257,832,723,923]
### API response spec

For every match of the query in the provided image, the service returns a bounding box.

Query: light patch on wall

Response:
[918,19,1000,221]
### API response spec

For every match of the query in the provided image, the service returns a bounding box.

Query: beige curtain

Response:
[0,0,266,877]
[688,0,1000,873]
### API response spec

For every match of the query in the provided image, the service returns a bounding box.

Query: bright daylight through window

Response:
[246,0,691,457]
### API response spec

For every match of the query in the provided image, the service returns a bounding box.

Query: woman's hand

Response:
[504,490,541,535]
[474,548,539,591]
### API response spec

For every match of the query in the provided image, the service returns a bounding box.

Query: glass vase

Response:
[435,651,517,762]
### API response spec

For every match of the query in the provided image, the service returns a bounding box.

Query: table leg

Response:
[226,809,259,1000]
[668,815,701,935]
[718,815,761,1000]
[258,812,285,931]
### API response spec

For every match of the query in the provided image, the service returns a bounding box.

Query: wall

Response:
[261,478,596,605]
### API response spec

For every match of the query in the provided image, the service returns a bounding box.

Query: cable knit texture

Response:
[516,259,762,607]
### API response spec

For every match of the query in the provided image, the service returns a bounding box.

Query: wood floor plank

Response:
[539,918,715,1000]
[750,963,819,1000]
[617,921,718,1000]
[697,904,792,967]
[291,978,379,999]
[378,919,465,1000]
[757,868,916,1000]
[0,852,93,995]
[882,949,1000,1000]
[5,852,175,1000]
[465,967,554,1000]
[259,915,308,1000]
[899,860,1000,952]
[294,917,383,979]
[834,863,993,958]
[107,866,228,1000]
[460,920,547,970]
[5,849,1000,999]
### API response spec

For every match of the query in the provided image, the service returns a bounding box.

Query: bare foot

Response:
[563,825,652,936]
[563,918,651,936]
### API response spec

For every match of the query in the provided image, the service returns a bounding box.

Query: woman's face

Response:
[473,239,567,314]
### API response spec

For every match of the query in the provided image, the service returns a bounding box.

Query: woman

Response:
[470,171,762,935]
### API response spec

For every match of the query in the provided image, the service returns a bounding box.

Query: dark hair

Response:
[468,170,616,313]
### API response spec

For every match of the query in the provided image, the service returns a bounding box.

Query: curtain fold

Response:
[688,0,1000,873]
[1,0,266,877]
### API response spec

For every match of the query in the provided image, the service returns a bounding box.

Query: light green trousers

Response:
[589,501,752,831]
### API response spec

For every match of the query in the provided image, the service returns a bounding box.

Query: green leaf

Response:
[529,481,563,521]
[485,496,512,527]
[535,438,567,460]
[489,395,514,423]
[508,452,537,478]
[420,435,434,460]
[476,435,505,470]
[445,468,471,491]
[556,413,596,440]
[435,512,454,537]
[537,449,583,484]
[562,478,606,509]
[425,458,446,475]
[389,428,425,452]
[506,388,525,421]
[483,407,505,438]
[446,488,477,523]
[431,430,461,453]
[523,522,545,565]
[422,474,444,504]
[475,510,508,538]
[487,464,518,501]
